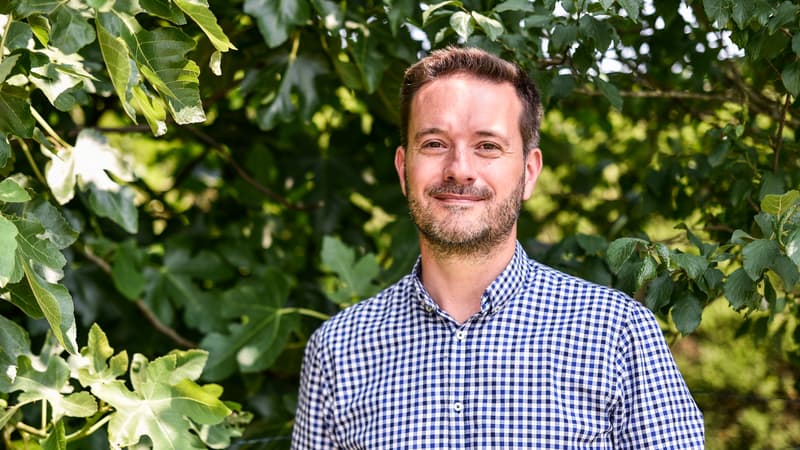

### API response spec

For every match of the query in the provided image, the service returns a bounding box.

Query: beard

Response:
[406,173,526,258]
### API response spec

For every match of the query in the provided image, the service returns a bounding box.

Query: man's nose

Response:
[443,148,476,184]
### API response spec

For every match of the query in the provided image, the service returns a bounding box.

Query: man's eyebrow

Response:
[413,127,445,141]
[475,130,510,147]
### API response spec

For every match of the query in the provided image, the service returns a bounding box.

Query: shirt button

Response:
[453,401,463,413]
[424,304,434,313]
[455,330,466,341]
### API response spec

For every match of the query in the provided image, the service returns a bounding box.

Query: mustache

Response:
[426,182,492,199]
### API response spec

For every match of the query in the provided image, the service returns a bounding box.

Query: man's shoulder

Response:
[310,274,414,345]
[525,257,645,318]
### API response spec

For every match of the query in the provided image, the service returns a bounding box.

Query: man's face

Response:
[395,74,542,256]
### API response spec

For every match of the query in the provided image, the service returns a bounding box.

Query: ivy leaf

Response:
[321,236,381,305]
[742,239,780,281]
[10,355,97,420]
[471,12,504,41]
[173,0,236,53]
[724,267,759,309]
[200,270,297,381]
[244,0,310,48]
[671,291,702,334]
[0,216,19,287]
[0,178,31,202]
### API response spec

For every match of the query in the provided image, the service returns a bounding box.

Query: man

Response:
[292,46,704,449]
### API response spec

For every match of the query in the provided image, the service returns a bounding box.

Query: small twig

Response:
[279,307,331,322]
[183,126,321,211]
[773,93,791,173]
[16,138,47,185]
[79,245,197,348]
[13,421,47,438]
[65,411,113,443]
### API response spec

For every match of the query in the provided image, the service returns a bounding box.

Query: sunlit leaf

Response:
[450,11,473,40]
[494,0,534,13]
[173,0,236,52]
[761,190,800,215]
[471,12,503,41]
[13,217,66,272]
[20,259,78,354]
[422,0,460,25]
[11,355,97,419]
[96,21,136,121]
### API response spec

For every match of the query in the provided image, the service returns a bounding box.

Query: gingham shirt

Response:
[292,242,704,449]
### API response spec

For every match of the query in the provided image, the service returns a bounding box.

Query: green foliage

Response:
[2,0,800,447]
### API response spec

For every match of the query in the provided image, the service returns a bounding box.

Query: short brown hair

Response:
[399,46,542,156]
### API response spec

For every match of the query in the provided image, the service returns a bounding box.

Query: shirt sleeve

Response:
[291,329,338,450]
[612,302,705,449]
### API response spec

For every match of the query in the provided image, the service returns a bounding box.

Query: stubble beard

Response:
[406,174,526,258]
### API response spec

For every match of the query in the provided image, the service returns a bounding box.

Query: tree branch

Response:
[78,245,197,348]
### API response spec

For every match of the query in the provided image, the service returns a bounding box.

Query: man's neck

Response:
[418,237,517,324]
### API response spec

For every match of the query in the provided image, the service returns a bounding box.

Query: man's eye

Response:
[420,141,447,151]
[477,143,503,154]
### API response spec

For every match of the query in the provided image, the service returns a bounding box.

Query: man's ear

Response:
[523,147,543,200]
[395,146,407,196]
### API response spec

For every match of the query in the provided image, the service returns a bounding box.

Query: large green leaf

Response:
[10,355,97,419]
[671,252,709,281]
[40,419,66,450]
[73,323,129,387]
[606,237,645,274]
[27,199,79,250]
[89,350,232,450]
[471,11,504,41]
[724,267,760,309]
[450,11,474,41]
[96,21,137,121]
[119,25,205,124]
[244,0,310,48]
[761,190,800,216]
[88,185,138,233]
[20,259,78,354]
[0,314,31,391]
[200,270,297,380]
[9,0,59,17]
[254,54,327,129]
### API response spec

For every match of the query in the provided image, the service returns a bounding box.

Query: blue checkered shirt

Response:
[292,242,704,449]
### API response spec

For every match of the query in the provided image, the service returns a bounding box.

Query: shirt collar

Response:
[411,241,531,318]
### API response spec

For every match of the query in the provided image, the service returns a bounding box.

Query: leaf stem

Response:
[0,14,11,65]
[14,421,47,438]
[279,307,330,322]
[65,411,113,443]
[17,136,47,185]
[30,106,72,149]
